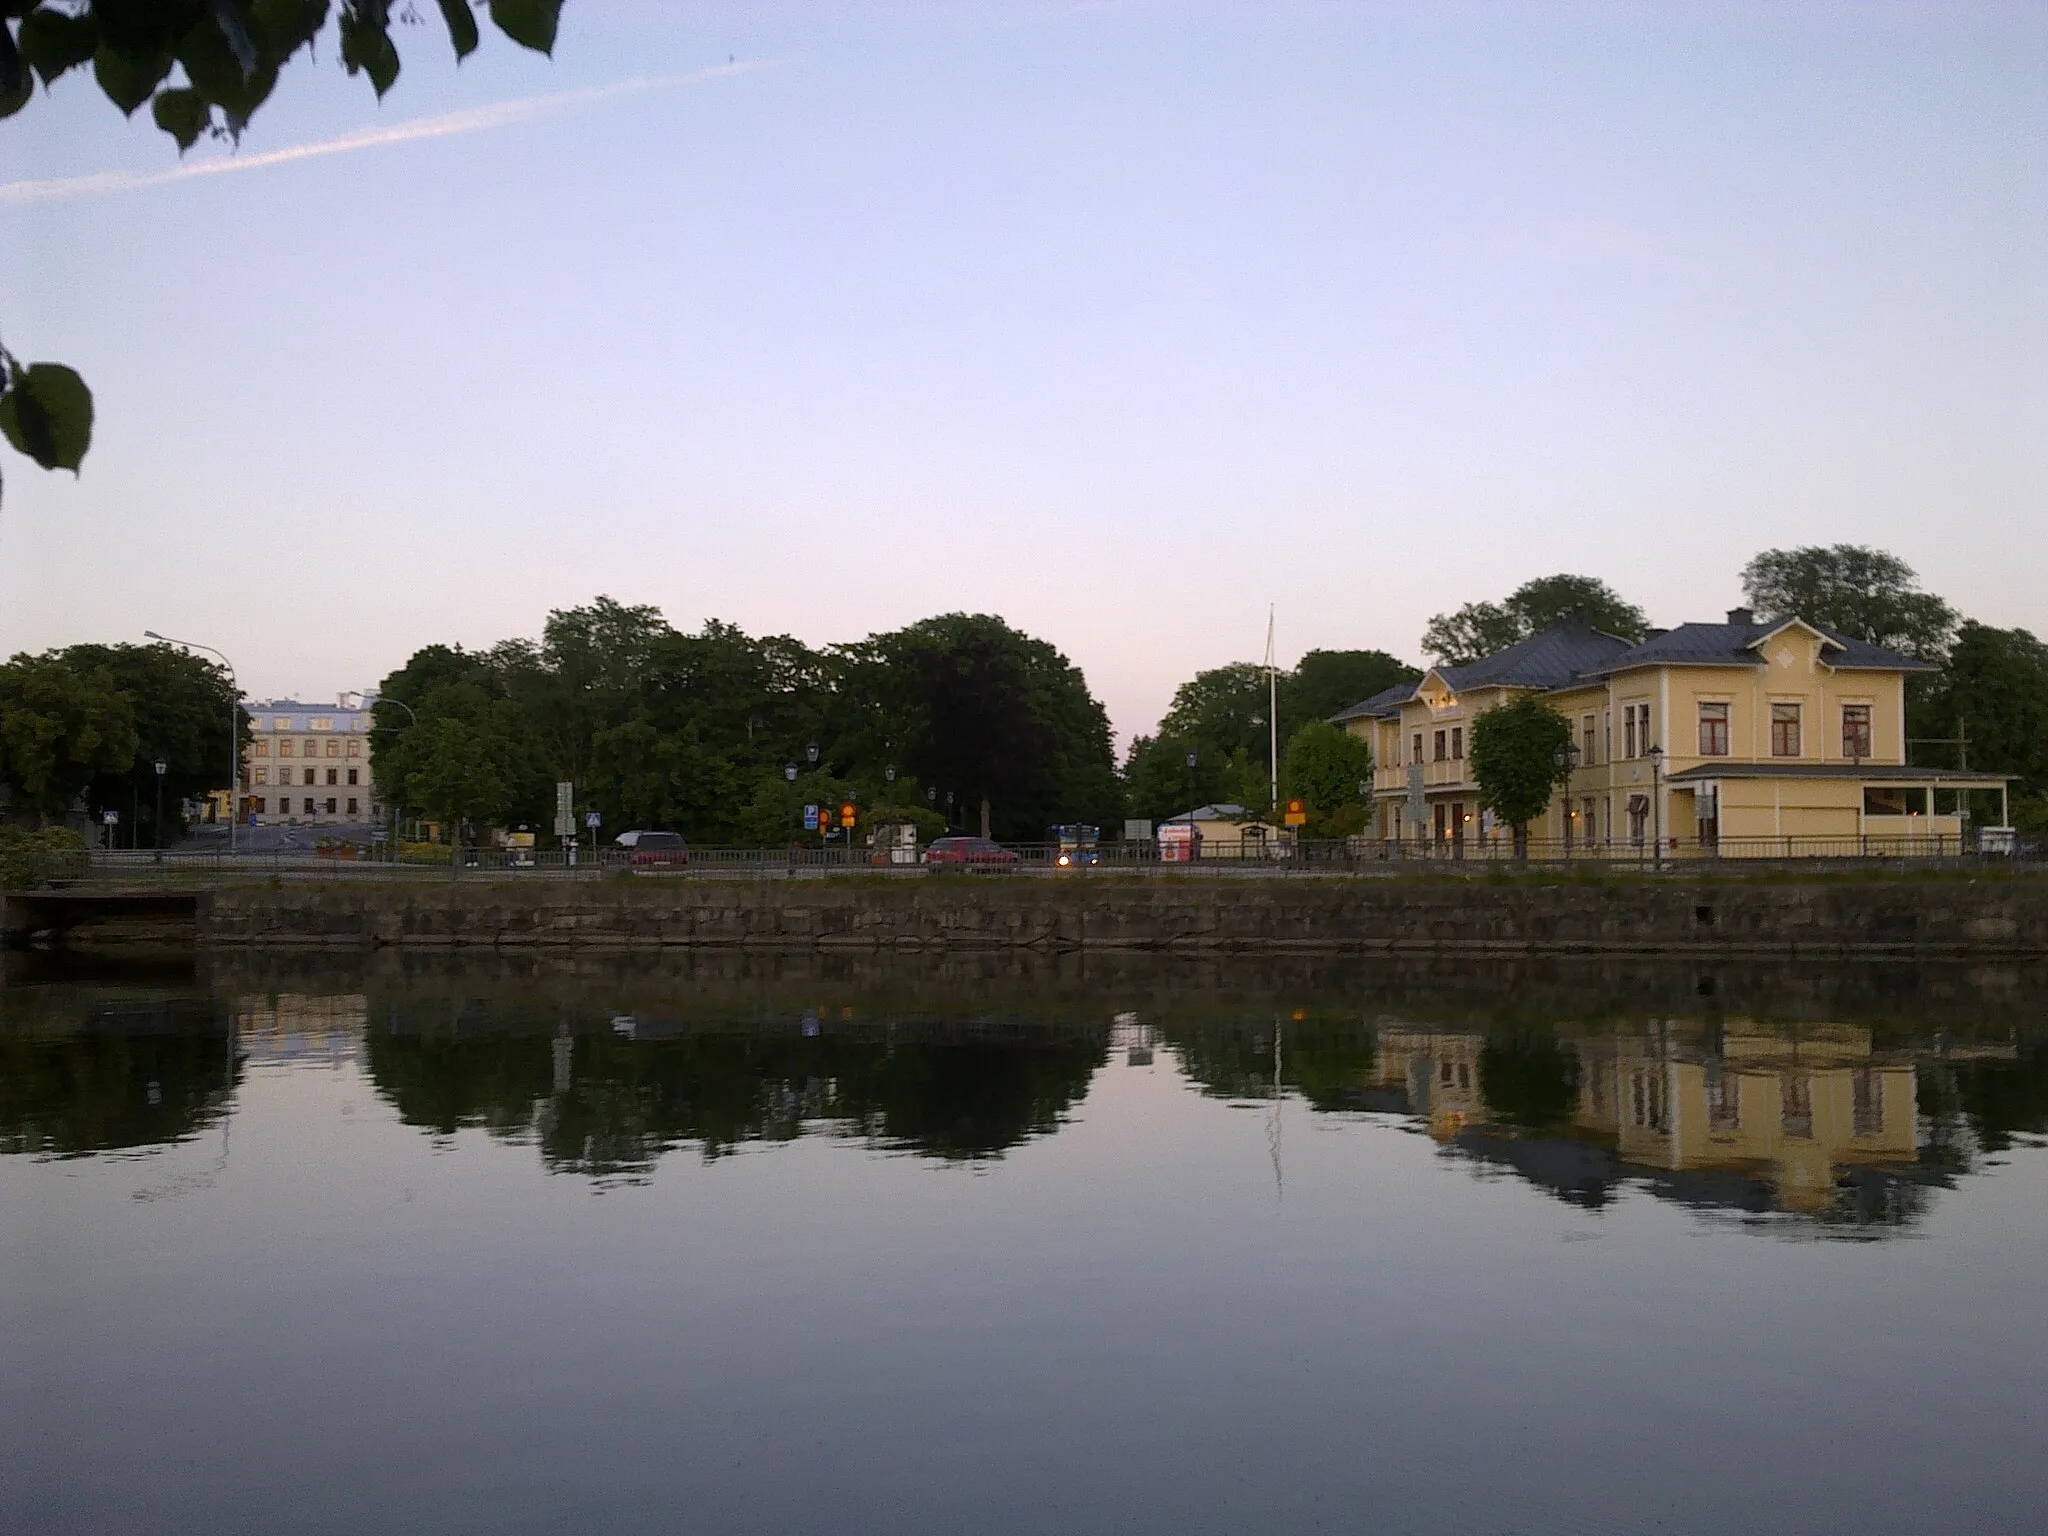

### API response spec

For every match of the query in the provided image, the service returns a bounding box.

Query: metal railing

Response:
[15,828,2035,889]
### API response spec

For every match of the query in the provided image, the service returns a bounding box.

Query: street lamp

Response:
[1647,744,1665,873]
[378,696,419,861]
[885,764,896,785]
[1185,750,1198,862]
[1553,741,1579,856]
[153,759,167,857]
[144,630,239,858]
[806,742,819,766]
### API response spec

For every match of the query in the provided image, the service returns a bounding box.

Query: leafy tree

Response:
[866,614,1118,840]
[60,643,242,844]
[0,651,138,823]
[0,0,563,495]
[1920,622,2048,834]
[1468,695,1572,856]
[1121,734,1264,823]
[1290,649,1419,729]
[1740,545,1957,661]
[1422,575,1650,666]
[1477,1033,1579,1129]
[1281,721,1372,836]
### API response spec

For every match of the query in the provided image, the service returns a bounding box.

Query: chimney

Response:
[1726,607,1754,626]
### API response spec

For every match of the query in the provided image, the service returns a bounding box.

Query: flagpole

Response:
[1267,604,1278,814]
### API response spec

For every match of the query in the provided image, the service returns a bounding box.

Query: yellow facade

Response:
[1342,613,2006,856]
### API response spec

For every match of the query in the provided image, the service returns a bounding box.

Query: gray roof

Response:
[1437,619,1635,692]
[1666,763,2009,783]
[1330,680,1419,723]
[1589,620,1938,677]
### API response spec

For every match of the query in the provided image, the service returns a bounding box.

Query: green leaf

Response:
[489,0,560,55]
[338,7,399,96]
[251,0,330,61]
[436,0,478,60]
[152,84,212,150]
[92,42,173,116]
[207,0,259,78]
[177,13,276,121]
[0,14,25,105]
[0,363,95,474]
[18,7,99,87]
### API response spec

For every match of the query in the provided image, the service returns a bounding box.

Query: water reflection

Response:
[2,960,2043,1231]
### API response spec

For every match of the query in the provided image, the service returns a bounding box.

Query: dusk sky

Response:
[2,1,2041,746]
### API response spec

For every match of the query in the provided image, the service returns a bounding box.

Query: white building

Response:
[241,693,380,827]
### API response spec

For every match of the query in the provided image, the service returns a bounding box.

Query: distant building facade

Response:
[240,694,380,826]
[1336,611,2010,855]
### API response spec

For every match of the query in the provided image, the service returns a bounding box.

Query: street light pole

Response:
[1647,744,1665,874]
[153,759,166,859]
[144,630,239,859]
[1185,750,1198,863]
[378,696,419,863]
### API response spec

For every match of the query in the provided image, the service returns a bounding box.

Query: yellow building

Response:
[242,694,381,828]
[1335,611,2009,856]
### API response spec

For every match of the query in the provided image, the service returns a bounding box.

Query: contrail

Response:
[0,59,782,206]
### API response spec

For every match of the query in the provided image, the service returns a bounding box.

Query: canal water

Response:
[3,952,2044,1535]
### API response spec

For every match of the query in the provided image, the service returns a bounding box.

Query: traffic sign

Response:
[804,804,820,831]
[585,811,601,830]
[102,810,119,825]
[1284,798,1307,827]
[840,801,856,829]
[554,781,575,837]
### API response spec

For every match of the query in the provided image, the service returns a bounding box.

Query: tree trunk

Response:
[980,797,992,839]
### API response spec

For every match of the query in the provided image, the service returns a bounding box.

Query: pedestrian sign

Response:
[804,804,820,831]
[1284,798,1307,827]
[585,811,601,830]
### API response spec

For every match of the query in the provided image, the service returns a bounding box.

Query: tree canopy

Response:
[0,650,138,824]
[372,601,1119,844]
[1468,695,1573,854]
[1740,545,1957,661]
[1920,621,2048,834]
[1422,574,1650,666]
[1280,721,1373,837]
[0,1,564,496]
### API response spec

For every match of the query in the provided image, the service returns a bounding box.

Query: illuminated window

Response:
[279,739,293,758]
[311,717,334,731]
[1770,702,1801,757]
[1842,704,1872,760]
[346,739,362,758]
[1698,702,1729,756]
[326,739,341,758]
[253,767,268,785]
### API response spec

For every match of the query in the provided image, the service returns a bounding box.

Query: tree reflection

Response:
[363,1027,1105,1175]
[0,1007,235,1157]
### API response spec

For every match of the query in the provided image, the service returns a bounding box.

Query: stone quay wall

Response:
[191,873,2048,957]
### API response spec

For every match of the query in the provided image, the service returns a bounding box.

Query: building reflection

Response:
[1367,1019,2024,1232]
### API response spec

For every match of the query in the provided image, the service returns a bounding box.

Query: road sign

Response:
[1284,798,1307,827]
[585,811,601,830]
[840,802,856,829]
[804,804,820,831]
[554,781,574,837]
[102,810,119,825]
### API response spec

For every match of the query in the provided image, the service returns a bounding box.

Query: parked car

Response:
[922,835,1019,870]
[628,831,689,869]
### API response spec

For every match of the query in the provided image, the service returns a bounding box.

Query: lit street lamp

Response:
[1647,744,1665,873]
[1553,741,1579,856]
[143,630,238,858]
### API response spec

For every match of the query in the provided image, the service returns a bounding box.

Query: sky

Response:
[2,0,2043,747]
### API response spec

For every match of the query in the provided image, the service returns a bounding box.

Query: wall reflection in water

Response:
[2,967,2042,1232]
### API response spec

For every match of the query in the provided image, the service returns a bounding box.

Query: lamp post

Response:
[1647,744,1665,873]
[1185,750,1198,862]
[1552,741,1579,857]
[378,696,419,863]
[143,631,239,857]
[152,759,167,858]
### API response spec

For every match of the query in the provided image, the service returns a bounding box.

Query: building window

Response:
[311,717,333,731]
[1433,730,1446,761]
[347,798,359,815]
[347,739,362,758]
[1412,732,1422,764]
[1852,1069,1883,1138]
[303,798,315,815]
[1584,797,1598,843]
[1624,704,1652,759]
[253,767,267,786]
[255,797,267,814]
[254,740,269,757]
[347,768,359,785]
[304,767,317,786]
[1842,704,1872,760]
[325,797,337,814]
[1770,702,1802,757]
[1698,702,1730,757]
[325,768,338,786]
[326,739,341,758]
[1864,786,1927,817]
[1581,716,1596,765]
[1450,726,1463,760]
[279,739,293,758]
[1629,1069,1667,1131]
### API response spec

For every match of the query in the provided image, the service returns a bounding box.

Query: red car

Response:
[628,831,690,868]
[921,835,1019,870]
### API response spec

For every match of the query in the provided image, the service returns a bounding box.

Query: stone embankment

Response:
[188,873,2048,957]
